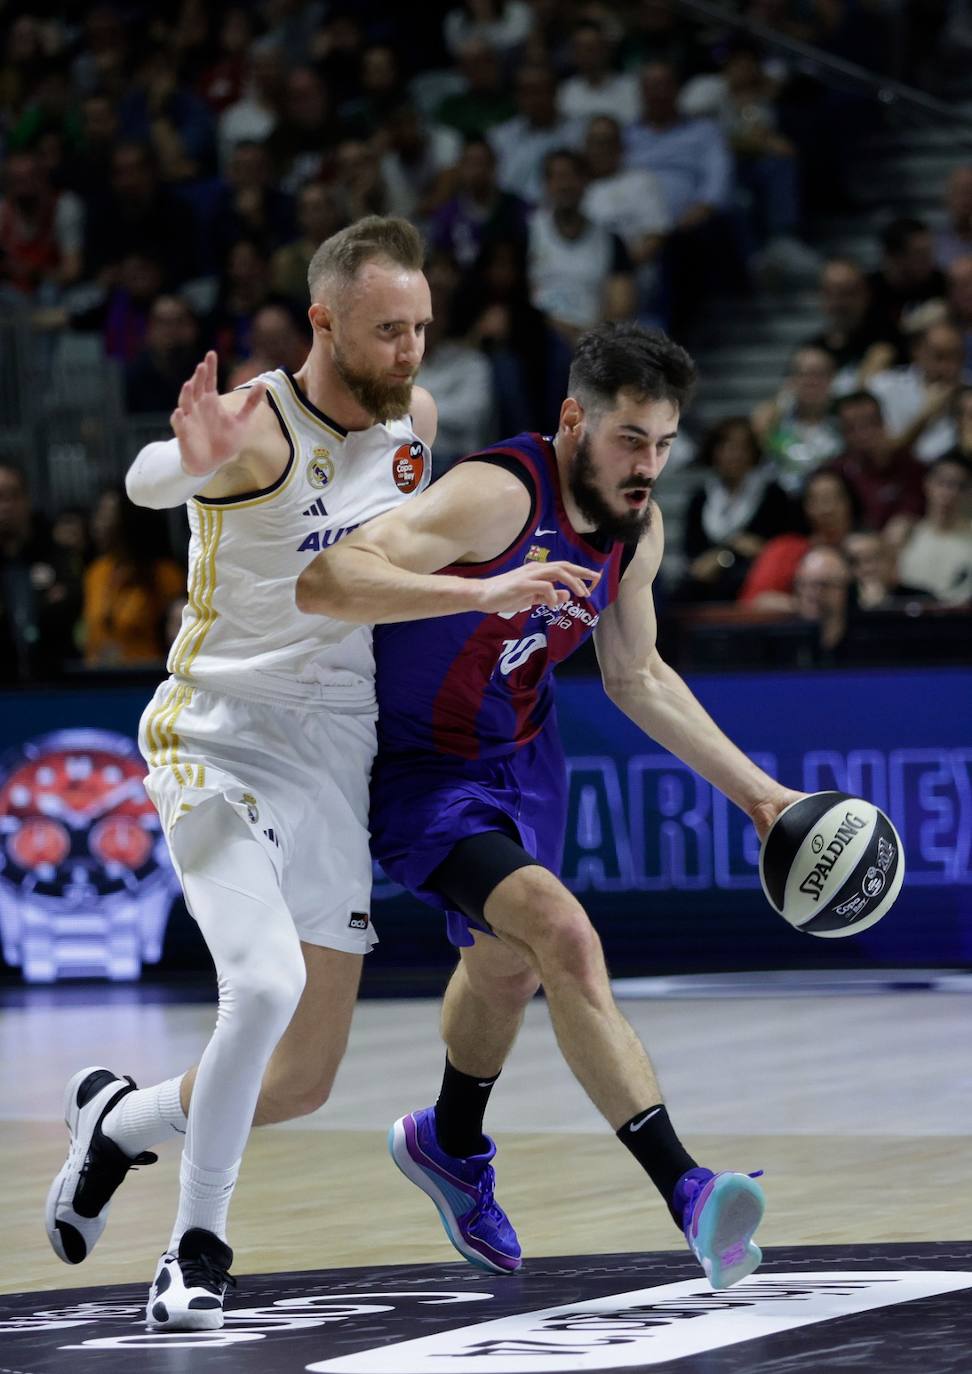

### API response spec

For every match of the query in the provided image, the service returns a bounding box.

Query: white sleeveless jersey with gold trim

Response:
[166,368,431,710]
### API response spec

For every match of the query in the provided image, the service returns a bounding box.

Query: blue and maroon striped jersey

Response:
[373,432,628,760]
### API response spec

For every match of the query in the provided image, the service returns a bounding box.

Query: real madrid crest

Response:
[307,447,334,489]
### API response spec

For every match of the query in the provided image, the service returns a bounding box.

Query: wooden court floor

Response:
[3,987,970,1297]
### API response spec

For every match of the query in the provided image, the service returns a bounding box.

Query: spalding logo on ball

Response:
[759,791,905,937]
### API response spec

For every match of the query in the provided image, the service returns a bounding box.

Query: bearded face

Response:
[567,429,655,545]
[332,342,415,421]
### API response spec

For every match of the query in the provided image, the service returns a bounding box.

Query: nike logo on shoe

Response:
[628,1106,662,1132]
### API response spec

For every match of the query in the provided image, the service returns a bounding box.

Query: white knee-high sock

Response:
[165,801,306,1249]
[103,1076,187,1157]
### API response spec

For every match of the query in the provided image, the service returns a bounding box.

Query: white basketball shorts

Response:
[138,679,378,953]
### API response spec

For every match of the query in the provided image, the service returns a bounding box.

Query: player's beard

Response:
[567,431,654,545]
[332,344,415,421]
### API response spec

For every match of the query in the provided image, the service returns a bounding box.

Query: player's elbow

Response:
[601,661,659,711]
[295,555,366,621]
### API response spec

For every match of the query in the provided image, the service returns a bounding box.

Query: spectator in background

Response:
[804,257,902,393]
[84,141,197,288]
[739,466,859,607]
[429,137,528,269]
[489,64,583,206]
[443,1,533,59]
[70,5,128,99]
[557,20,640,125]
[379,103,462,224]
[678,416,794,602]
[896,453,972,604]
[270,179,344,304]
[752,345,842,493]
[309,13,366,111]
[868,216,947,337]
[842,530,929,610]
[0,17,49,126]
[198,7,256,115]
[247,299,310,374]
[83,487,185,668]
[436,38,516,139]
[625,61,736,328]
[582,114,670,317]
[69,91,121,203]
[792,544,853,660]
[98,251,166,364]
[208,237,274,365]
[215,139,296,256]
[0,462,82,682]
[528,148,635,342]
[453,236,548,432]
[118,47,217,181]
[416,252,495,471]
[339,44,402,139]
[829,391,926,533]
[946,255,972,371]
[218,42,286,168]
[330,139,393,224]
[867,319,969,463]
[0,148,83,300]
[626,62,733,231]
[125,294,201,413]
[935,165,972,270]
[268,65,337,193]
[680,40,813,276]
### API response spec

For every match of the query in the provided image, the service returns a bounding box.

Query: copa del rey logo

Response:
[393,442,425,493]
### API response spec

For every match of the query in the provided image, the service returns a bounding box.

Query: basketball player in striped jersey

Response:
[297,322,807,1289]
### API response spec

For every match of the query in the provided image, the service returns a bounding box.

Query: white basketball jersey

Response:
[166,368,431,710]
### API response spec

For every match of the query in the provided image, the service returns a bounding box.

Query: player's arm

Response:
[125,351,283,508]
[593,510,802,838]
[296,461,601,624]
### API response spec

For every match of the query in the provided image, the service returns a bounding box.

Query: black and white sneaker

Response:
[147,1228,235,1331]
[45,1066,157,1264]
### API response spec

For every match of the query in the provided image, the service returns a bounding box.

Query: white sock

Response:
[169,1152,240,1250]
[103,1076,188,1157]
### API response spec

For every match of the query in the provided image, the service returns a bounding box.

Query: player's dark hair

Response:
[568,322,697,415]
[307,215,425,300]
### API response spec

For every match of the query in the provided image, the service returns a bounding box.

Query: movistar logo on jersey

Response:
[297,523,360,553]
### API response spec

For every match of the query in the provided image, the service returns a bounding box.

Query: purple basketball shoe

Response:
[389,1108,521,1274]
[674,1166,765,1288]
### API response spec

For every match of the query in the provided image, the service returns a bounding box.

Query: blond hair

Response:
[307,216,425,301]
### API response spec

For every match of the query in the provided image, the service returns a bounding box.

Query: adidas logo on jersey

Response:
[302,497,328,518]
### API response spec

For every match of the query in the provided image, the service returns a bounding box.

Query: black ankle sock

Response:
[433,1056,500,1158]
[616,1105,698,1225]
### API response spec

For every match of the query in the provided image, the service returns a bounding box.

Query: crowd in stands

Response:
[0,1,970,681]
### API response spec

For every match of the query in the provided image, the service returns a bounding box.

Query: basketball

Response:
[759,791,905,937]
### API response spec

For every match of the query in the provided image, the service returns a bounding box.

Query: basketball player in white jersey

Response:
[43,217,443,1330]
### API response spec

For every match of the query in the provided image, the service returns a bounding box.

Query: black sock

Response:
[616,1104,698,1225]
[433,1055,500,1158]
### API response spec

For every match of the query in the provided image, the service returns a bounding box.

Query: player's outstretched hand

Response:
[478,561,601,616]
[170,350,267,476]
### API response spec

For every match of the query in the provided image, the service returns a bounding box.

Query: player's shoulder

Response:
[409,386,437,447]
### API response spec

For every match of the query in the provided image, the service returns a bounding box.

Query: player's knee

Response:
[466,960,540,1012]
[233,941,306,1034]
[534,909,603,985]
